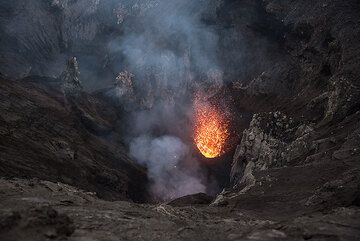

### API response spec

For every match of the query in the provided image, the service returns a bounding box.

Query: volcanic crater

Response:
[0,0,360,240]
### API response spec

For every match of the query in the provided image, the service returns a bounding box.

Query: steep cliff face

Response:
[213,0,360,215]
[0,75,148,202]
[219,109,360,210]
[218,0,360,120]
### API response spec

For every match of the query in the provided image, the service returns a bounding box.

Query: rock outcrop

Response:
[60,57,82,96]
[207,0,360,213]
[213,110,360,214]
[230,112,315,187]
[0,205,75,241]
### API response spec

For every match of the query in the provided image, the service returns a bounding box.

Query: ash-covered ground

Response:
[0,0,360,240]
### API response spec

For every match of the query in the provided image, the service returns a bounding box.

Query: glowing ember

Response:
[193,95,230,158]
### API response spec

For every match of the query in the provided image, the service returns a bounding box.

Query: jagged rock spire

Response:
[61,57,82,95]
[114,70,134,97]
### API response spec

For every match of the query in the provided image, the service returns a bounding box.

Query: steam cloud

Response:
[0,1,297,201]
[125,97,215,201]
[117,0,222,200]
[0,0,224,200]
[129,135,206,200]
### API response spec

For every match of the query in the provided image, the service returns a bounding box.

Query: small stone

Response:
[44,230,57,239]
[248,133,255,141]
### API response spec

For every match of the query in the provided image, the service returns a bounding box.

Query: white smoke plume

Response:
[129,135,206,200]
[119,0,223,200]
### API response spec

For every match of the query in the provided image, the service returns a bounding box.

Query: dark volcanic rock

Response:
[214,109,360,216]
[0,76,148,202]
[0,206,75,241]
[60,57,83,96]
[167,193,214,207]
[209,0,360,216]
[0,178,359,241]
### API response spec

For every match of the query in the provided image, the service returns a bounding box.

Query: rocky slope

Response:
[213,0,360,218]
[1,178,359,241]
[0,76,148,202]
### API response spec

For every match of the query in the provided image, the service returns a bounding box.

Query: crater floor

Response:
[1,178,359,241]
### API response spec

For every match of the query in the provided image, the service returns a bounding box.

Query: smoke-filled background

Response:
[129,135,207,200]
[0,0,227,200]
[0,0,292,92]
[0,0,224,89]
[115,0,223,200]
[0,0,294,200]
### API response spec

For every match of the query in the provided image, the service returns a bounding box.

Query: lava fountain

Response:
[193,94,230,159]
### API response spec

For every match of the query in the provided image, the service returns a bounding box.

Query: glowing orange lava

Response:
[193,95,229,158]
